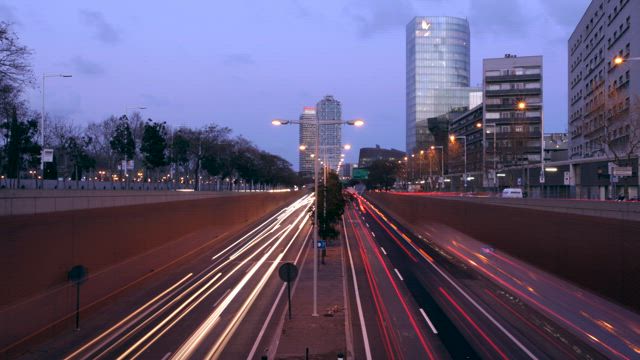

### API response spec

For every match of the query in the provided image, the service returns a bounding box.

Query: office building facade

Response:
[406,16,475,152]
[568,0,640,160]
[298,106,317,178]
[483,55,543,173]
[358,145,405,168]
[317,95,342,171]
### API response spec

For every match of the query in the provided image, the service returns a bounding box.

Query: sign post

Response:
[68,265,88,330]
[278,262,298,320]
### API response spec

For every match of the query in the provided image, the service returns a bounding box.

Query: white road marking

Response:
[380,247,387,255]
[246,227,312,360]
[371,231,376,238]
[394,268,404,281]
[343,216,373,360]
[365,222,369,228]
[369,201,537,359]
[161,352,172,360]
[419,308,438,334]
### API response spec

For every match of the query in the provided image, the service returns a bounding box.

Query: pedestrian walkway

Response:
[275,235,348,360]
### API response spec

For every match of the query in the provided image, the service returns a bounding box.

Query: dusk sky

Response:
[1,0,589,169]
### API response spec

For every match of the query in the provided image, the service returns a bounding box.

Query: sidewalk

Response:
[274,235,348,360]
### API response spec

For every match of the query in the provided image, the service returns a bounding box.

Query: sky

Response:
[0,0,590,169]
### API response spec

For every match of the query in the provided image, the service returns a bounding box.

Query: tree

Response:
[599,93,640,197]
[0,107,40,182]
[140,119,168,179]
[109,116,135,170]
[64,135,95,181]
[366,159,399,190]
[0,22,34,89]
[317,171,345,240]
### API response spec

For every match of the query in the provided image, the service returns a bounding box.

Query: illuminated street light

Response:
[517,101,527,110]
[343,144,352,150]
[299,144,307,151]
[270,114,364,317]
[476,122,482,128]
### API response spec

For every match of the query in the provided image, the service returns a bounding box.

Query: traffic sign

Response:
[317,240,327,249]
[278,262,298,320]
[613,166,632,177]
[278,262,298,283]
[42,149,54,163]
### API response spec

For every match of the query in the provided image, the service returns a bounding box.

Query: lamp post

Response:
[41,73,72,173]
[120,106,147,180]
[430,145,444,190]
[483,123,498,192]
[449,135,467,191]
[272,117,363,316]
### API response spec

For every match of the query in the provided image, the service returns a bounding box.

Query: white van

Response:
[502,188,523,198]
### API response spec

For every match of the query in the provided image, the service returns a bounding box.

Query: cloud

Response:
[343,0,416,38]
[468,0,529,35]
[539,0,591,27]
[223,53,255,66]
[71,56,105,75]
[79,9,120,44]
[0,4,19,24]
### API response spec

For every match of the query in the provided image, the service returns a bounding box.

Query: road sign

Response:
[613,166,632,177]
[517,177,522,186]
[278,262,298,320]
[278,262,298,283]
[68,265,88,284]
[563,171,571,185]
[42,149,54,163]
[352,168,369,180]
[539,174,545,184]
[317,240,326,249]
[68,265,88,330]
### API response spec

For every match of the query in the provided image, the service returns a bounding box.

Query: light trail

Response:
[171,197,312,360]
[64,273,193,360]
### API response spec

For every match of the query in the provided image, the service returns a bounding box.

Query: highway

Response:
[55,194,313,360]
[345,197,633,359]
[345,194,640,359]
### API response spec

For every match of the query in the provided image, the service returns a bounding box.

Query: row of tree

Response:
[0,22,300,189]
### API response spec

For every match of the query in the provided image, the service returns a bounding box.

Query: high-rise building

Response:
[483,55,543,171]
[568,0,639,160]
[406,16,477,152]
[298,106,317,178]
[317,95,342,171]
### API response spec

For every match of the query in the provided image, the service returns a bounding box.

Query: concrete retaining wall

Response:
[0,190,271,216]
[0,191,300,352]
[367,192,640,312]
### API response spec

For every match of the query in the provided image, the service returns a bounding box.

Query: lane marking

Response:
[161,352,172,360]
[343,216,373,360]
[394,268,404,281]
[246,227,312,360]
[419,308,438,334]
[380,247,387,255]
[364,199,537,360]
[365,222,369,228]
[371,231,376,238]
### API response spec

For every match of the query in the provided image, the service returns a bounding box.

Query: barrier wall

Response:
[367,193,640,312]
[0,191,300,352]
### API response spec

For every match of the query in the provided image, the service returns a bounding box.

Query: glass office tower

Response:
[316,95,342,171]
[406,16,473,152]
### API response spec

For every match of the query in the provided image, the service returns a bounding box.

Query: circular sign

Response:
[278,262,298,283]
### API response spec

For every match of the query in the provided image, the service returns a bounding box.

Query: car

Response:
[501,188,524,198]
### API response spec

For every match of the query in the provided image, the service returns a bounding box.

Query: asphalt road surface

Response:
[45,194,314,360]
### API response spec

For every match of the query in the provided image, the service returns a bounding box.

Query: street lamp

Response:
[343,144,352,150]
[271,116,364,316]
[299,144,307,151]
[41,73,72,172]
[430,145,444,189]
[450,135,467,191]
[484,123,498,192]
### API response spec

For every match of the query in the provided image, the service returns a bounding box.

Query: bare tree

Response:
[0,22,34,89]
[598,91,640,197]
